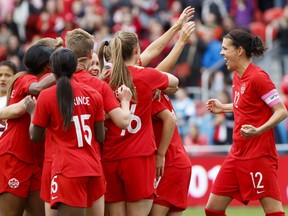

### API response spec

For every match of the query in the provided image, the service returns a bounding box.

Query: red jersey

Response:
[102,66,169,160]
[32,80,104,177]
[73,69,119,113]
[0,74,38,164]
[230,63,280,160]
[152,94,191,168]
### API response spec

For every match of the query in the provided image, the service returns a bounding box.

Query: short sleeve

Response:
[152,94,168,116]
[32,91,50,128]
[253,71,276,98]
[142,67,169,91]
[92,91,105,122]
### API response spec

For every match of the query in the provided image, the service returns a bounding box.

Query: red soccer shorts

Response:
[102,154,156,202]
[50,174,106,209]
[0,153,41,198]
[154,166,191,212]
[211,155,281,204]
[40,161,52,203]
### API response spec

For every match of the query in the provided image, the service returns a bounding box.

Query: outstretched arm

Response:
[206,98,233,114]
[156,21,195,72]
[140,6,194,67]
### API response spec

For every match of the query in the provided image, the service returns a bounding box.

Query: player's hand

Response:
[116,85,132,102]
[98,66,111,81]
[104,113,110,120]
[24,95,37,115]
[176,6,195,29]
[179,21,195,44]
[152,89,161,101]
[206,99,223,114]
[240,124,260,138]
[156,153,165,179]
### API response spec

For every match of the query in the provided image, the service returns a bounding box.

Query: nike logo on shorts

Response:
[51,196,58,200]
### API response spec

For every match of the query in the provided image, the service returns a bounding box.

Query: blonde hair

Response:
[65,28,94,58]
[98,30,138,100]
[34,37,63,50]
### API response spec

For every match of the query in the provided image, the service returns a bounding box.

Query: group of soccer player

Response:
[0,4,288,216]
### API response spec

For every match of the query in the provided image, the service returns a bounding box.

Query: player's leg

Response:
[86,175,106,216]
[151,166,191,216]
[149,203,170,216]
[24,163,44,215]
[104,202,110,216]
[127,199,154,216]
[205,193,232,215]
[86,195,105,216]
[243,157,285,216]
[45,202,58,216]
[24,190,45,216]
[124,155,155,216]
[260,197,285,216]
[0,154,35,216]
[58,203,86,216]
[205,156,237,215]
[0,192,26,216]
[106,201,126,216]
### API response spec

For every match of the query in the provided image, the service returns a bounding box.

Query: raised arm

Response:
[140,6,194,67]
[156,21,195,72]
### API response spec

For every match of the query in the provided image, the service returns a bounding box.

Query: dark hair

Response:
[97,40,111,73]
[98,30,137,100]
[49,48,77,130]
[23,44,54,75]
[224,29,267,58]
[0,61,17,74]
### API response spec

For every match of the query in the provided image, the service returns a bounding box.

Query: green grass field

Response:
[183,206,288,216]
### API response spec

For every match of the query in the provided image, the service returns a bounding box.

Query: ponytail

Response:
[251,36,266,57]
[50,48,77,130]
[100,31,138,100]
[56,76,74,130]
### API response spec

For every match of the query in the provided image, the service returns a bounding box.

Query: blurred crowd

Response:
[1,0,288,147]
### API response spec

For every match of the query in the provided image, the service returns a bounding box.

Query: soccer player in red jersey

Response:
[65,28,132,216]
[65,28,131,130]
[98,30,179,216]
[0,44,55,216]
[147,21,195,216]
[151,93,192,216]
[205,29,288,216]
[28,48,106,216]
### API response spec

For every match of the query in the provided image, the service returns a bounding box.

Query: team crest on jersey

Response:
[240,83,246,94]
[8,178,19,188]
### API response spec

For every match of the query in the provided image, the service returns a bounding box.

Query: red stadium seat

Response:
[263,7,284,24]
[249,21,266,41]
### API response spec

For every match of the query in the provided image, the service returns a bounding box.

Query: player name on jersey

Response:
[74,96,90,106]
